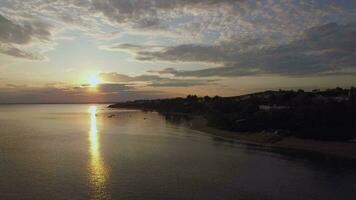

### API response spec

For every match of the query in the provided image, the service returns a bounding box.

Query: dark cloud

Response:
[137,23,356,77]
[97,83,131,93]
[100,72,216,87]
[91,0,243,29]
[0,14,52,59]
[147,68,179,75]
[147,79,216,87]
[100,72,164,82]
[1,0,355,60]
[137,44,228,63]
[87,0,356,48]
[101,43,163,52]
[0,44,45,60]
[0,15,51,45]
[155,67,259,77]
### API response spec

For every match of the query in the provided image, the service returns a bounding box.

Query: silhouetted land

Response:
[110,87,356,142]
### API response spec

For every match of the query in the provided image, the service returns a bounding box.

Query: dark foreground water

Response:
[0,104,355,200]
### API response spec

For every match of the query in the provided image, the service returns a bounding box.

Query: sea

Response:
[0,104,355,200]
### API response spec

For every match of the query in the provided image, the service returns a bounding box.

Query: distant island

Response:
[109,87,356,159]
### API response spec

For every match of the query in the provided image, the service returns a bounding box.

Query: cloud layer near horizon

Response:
[99,72,217,87]
[0,83,166,103]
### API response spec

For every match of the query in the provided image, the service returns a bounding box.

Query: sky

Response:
[0,0,355,103]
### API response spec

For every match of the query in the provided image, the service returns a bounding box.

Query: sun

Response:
[88,74,102,87]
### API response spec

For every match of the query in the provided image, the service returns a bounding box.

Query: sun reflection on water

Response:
[88,106,110,200]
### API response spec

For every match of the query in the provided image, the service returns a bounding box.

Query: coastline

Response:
[189,116,356,161]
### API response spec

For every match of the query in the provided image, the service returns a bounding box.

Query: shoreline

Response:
[189,116,356,161]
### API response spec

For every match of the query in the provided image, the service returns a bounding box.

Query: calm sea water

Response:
[0,104,355,200]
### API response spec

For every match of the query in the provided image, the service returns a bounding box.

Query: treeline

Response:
[109,87,356,141]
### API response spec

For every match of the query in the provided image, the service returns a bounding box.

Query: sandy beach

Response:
[190,116,356,160]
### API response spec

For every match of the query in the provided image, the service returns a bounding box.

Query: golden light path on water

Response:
[88,106,110,200]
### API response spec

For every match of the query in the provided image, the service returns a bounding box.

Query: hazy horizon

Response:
[0,85,355,104]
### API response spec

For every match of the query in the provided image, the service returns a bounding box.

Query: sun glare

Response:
[88,74,102,87]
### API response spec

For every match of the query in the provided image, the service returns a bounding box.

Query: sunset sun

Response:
[87,74,102,87]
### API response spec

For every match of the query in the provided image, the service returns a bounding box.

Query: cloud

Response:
[97,83,130,93]
[133,23,356,77]
[91,0,243,29]
[0,83,165,103]
[100,72,164,82]
[100,72,217,87]
[30,0,347,44]
[1,0,355,60]
[92,0,355,43]
[0,44,45,60]
[147,68,179,75]
[136,44,228,63]
[152,67,258,77]
[147,79,216,87]
[0,14,51,45]
[0,14,52,60]
[99,43,164,53]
